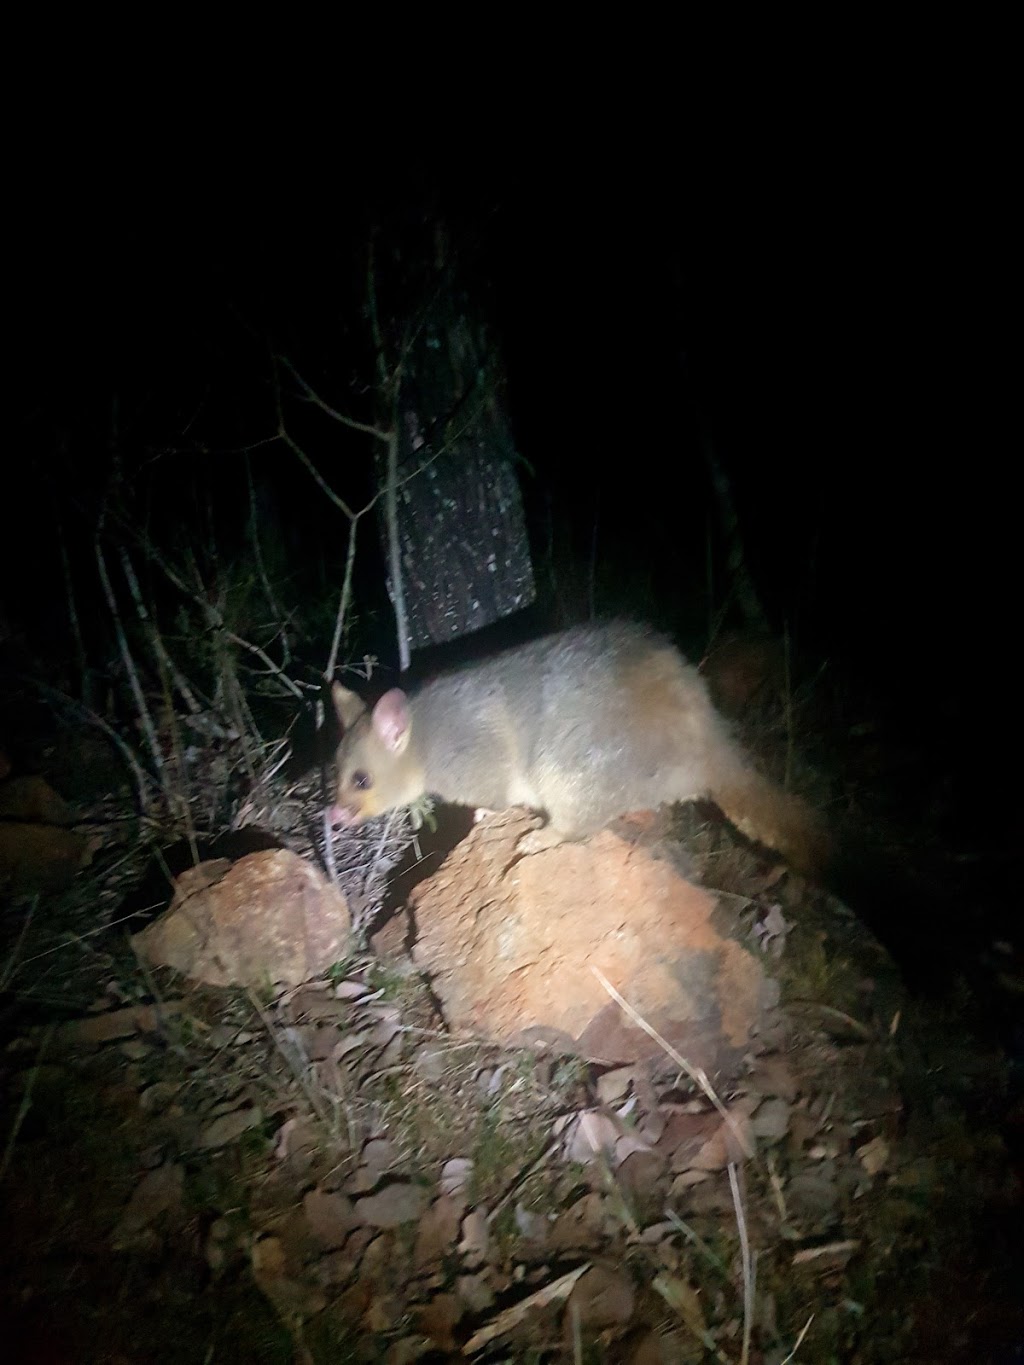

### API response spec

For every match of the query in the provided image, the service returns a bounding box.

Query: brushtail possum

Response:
[330,622,825,874]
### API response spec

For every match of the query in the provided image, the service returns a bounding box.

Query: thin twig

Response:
[729,1161,755,1365]
[18,679,156,819]
[779,1315,814,1363]
[591,967,754,1159]
[383,422,410,673]
[95,539,167,792]
[278,354,389,443]
[56,513,89,700]
[326,517,361,683]
[276,422,371,520]
[1,1023,56,1179]
[226,631,304,700]
[244,453,290,664]
[1,894,39,991]
[119,546,205,716]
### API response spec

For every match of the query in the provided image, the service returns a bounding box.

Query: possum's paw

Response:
[516,825,567,855]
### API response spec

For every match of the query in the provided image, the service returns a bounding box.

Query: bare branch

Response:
[383,424,411,673]
[244,453,290,663]
[56,516,88,701]
[95,539,168,799]
[275,423,366,520]
[119,546,205,717]
[23,675,158,817]
[325,515,361,683]
[277,354,389,442]
[225,631,304,701]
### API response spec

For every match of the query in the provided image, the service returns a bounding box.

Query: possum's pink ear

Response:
[331,682,365,732]
[372,689,412,753]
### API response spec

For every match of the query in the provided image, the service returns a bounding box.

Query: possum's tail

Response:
[709,763,829,878]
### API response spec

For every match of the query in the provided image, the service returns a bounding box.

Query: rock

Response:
[411,812,776,1078]
[132,849,351,987]
[0,817,89,893]
[0,775,74,824]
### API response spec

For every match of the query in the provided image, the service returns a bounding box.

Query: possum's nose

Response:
[328,803,359,828]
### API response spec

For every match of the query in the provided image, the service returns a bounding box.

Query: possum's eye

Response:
[351,770,371,791]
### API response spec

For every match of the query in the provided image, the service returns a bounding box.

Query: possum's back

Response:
[413,622,729,838]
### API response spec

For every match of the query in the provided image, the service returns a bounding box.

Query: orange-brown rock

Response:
[133,849,351,987]
[410,811,777,1078]
[0,774,89,893]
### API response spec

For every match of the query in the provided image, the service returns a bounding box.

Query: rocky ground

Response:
[1,723,1022,1364]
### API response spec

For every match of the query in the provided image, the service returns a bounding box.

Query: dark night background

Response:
[4,133,1018,953]
[2,99,1022,1365]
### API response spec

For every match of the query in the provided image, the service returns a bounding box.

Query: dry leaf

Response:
[564,1110,619,1163]
[111,1163,184,1246]
[439,1157,473,1197]
[751,1096,792,1142]
[199,1106,263,1149]
[856,1135,889,1176]
[303,1188,357,1248]
[414,1195,464,1268]
[355,1183,430,1228]
[463,1263,589,1353]
[567,1264,635,1328]
[652,1272,709,1340]
[459,1207,491,1266]
[596,1066,635,1104]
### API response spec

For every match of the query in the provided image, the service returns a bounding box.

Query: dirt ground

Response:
[2,731,1022,1364]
